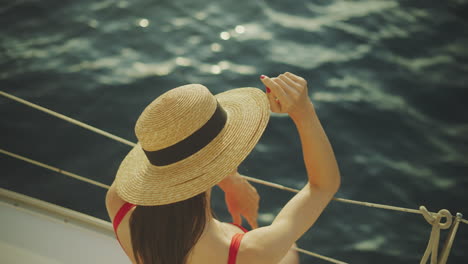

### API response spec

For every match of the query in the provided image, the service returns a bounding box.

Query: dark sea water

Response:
[1,0,468,263]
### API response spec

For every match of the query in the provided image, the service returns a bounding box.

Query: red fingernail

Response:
[260,75,266,79]
[266,87,271,93]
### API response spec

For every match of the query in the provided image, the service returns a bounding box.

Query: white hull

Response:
[0,188,130,264]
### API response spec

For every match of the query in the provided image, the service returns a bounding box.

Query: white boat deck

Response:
[0,188,130,264]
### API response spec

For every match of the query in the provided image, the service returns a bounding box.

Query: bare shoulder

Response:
[236,233,299,264]
[105,183,126,221]
[236,230,273,264]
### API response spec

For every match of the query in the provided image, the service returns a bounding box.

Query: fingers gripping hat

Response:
[115,84,270,206]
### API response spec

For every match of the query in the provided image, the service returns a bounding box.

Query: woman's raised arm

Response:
[237,72,341,264]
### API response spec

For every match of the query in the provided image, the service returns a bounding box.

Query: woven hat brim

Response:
[115,87,270,205]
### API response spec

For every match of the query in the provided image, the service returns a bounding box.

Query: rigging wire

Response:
[0,91,136,147]
[0,149,110,190]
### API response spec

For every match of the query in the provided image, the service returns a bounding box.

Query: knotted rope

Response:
[419,206,452,264]
[438,212,463,264]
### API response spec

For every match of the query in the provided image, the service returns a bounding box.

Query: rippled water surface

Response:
[1,0,468,263]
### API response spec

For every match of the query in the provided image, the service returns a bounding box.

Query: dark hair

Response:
[129,192,208,264]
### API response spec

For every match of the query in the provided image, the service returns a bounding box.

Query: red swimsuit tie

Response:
[112,202,136,243]
[227,223,248,264]
[228,233,245,264]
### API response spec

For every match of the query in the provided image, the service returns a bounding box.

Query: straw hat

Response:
[114,84,270,206]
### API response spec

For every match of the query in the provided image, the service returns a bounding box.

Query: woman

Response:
[106,72,341,264]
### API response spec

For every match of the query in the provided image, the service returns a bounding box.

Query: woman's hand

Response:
[260,72,314,121]
[218,171,260,229]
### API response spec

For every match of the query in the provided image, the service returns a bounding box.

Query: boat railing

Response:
[1,90,466,264]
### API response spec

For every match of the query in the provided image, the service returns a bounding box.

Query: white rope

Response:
[0,149,110,189]
[293,246,348,264]
[419,206,453,264]
[243,175,424,215]
[461,218,468,225]
[1,90,466,224]
[438,213,463,264]
[0,148,346,263]
[0,91,136,147]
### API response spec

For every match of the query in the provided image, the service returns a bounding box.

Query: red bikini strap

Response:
[228,233,245,264]
[112,202,136,235]
[230,223,249,233]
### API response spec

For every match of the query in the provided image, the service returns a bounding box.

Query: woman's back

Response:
[107,195,257,264]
